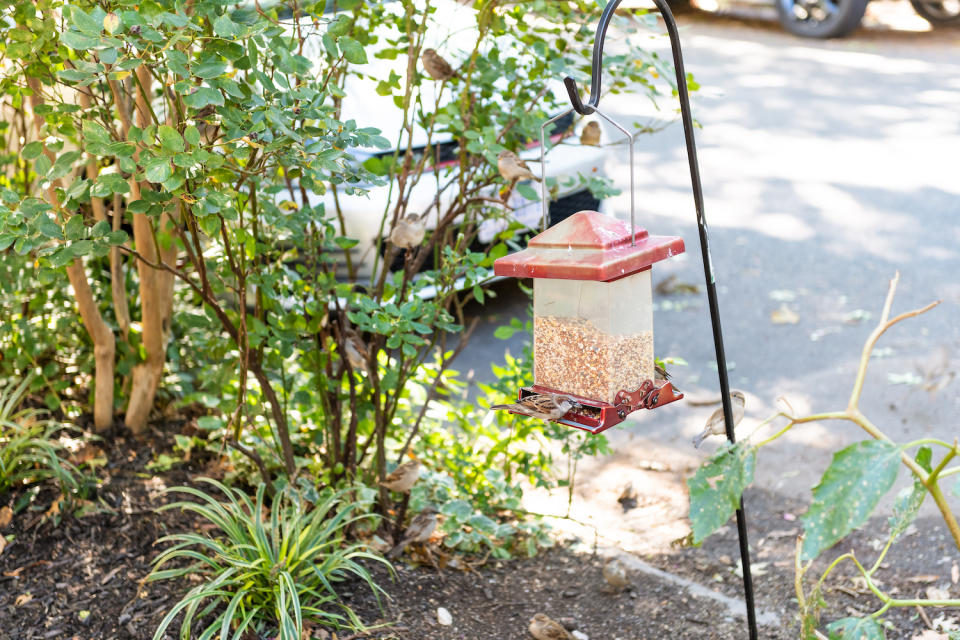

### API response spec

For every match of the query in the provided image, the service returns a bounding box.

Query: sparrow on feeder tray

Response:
[692,390,746,448]
[497,150,541,182]
[528,613,573,640]
[579,120,601,146]
[421,48,456,81]
[379,457,420,493]
[389,212,426,249]
[491,392,581,421]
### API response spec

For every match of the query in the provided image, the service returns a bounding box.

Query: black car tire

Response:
[775,0,868,37]
[909,0,960,25]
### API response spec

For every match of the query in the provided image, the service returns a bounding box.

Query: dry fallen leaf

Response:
[0,534,7,557]
[0,505,12,529]
[14,592,33,606]
[907,574,940,583]
[926,585,951,601]
[771,304,799,325]
[952,562,958,585]
[911,631,948,640]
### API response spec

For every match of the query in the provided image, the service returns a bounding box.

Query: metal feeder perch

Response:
[495,1,761,637]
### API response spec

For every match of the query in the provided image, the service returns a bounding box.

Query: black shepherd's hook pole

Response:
[566,3,759,638]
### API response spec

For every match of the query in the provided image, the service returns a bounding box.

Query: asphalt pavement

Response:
[455,7,960,550]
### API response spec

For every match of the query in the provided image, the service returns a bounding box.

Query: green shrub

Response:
[0,376,91,505]
[150,479,390,640]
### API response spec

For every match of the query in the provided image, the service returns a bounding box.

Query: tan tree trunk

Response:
[124,68,177,432]
[26,78,115,430]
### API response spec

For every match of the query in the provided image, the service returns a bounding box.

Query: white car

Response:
[291,0,610,280]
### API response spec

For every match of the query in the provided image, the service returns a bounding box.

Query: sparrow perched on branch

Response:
[387,506,439,558]
[380,457,420,493]
[579,120,601,147]
[692,390,745,448]
[343,330,370,376]
[421,48,456,81]
[388,212,426,250]
[528,613,573,640]
[602,557,630,592]
[497,150,540,183]
[490,392,579,421]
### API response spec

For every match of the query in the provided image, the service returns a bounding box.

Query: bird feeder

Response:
[494,211,685,434]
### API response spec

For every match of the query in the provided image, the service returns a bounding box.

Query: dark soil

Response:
[1,421,958,639]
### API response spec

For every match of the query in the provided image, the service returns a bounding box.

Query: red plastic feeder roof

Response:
[494,210,685,281]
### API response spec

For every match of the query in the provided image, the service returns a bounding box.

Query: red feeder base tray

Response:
[516,380,684,435]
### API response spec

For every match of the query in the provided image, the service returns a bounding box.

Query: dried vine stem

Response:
[750,272,959,551]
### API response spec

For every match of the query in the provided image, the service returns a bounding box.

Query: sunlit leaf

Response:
[802,441,900,561]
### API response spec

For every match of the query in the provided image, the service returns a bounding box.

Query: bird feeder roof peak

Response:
[494,210,684,282]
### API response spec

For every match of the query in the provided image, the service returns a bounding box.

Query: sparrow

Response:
[692,390,746,448]
[387,506,439,558]
[380,458,420,493]
[602,557,630,592]
[343,330,370,376]
[617,482,638,512]
[655,363,671,382]
[490,392,580,421]
[528,613,573,640]
[579,120,601,146]
[497,150,540,183]
[421,48,456,81]
[388,212,426,250]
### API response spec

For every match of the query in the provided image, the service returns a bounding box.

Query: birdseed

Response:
[534,316,654,404]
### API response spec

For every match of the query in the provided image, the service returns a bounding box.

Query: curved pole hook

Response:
[563,0,623,116]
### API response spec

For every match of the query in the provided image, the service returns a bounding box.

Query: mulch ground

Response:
[1,419,958,639]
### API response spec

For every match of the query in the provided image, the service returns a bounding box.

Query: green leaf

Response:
[48,151,82,181]
[493,325,517,340]
[183,125,201,147]
[22,141,43,160]
[143,158,172,183]
[687,442,756,544]
[516,182,539,201]
[334,237,358,250]
[339,37,367,65]
[826,616,885,640]
[36,214,63,240]
[107,230,128,245]
[64,215,85,241]
[212,14,239,38]
[183,87,223,109]
[441,499,472,521]
[60,30,100,50]
[196,416,223,431]
[193,59,227,79]
[802,441,901,561]
[157,125,184,153]
[888,481,924,542]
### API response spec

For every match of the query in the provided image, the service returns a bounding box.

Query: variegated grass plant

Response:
[150,479,391,640]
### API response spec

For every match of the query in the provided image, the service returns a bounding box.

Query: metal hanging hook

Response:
[563,0,625,116]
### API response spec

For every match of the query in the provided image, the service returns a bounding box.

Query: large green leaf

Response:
[157,125,184,153]
[687,441,756,544]
[183,87,223,109]
[826,616,885,639]
[339,37,367,64]
[47,151,82,181]
[802,441,901,561]
[143,158,172,183]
